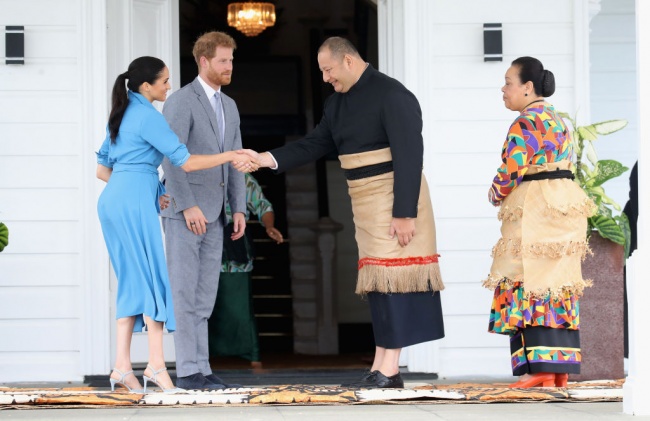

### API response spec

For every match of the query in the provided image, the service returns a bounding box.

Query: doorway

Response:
[177,0,379,367]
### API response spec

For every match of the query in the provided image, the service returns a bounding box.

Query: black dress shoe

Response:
[176,373,225,391]
[340,369,378,388]
[205,373,242,389]
[373,371,404,389]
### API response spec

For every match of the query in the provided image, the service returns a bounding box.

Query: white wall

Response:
[589,0,637,209]
[380,0,585,377]
[0,0,109,382]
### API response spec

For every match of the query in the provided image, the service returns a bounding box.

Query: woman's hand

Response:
[159,194,170,211]
[231,149,260,173]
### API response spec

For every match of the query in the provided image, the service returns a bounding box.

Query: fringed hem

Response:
[355,255,444,295]
[497,199,597,222]
[497,205,524,222]
[482,274,593,300]
[491,238,593,260]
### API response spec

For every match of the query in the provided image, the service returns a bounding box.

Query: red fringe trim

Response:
[358,254,440,269]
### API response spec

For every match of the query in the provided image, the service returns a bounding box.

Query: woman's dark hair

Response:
[511,56,555,97]
[108,56,166,142]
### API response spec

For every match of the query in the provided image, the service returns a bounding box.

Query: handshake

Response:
[229,149,274,173]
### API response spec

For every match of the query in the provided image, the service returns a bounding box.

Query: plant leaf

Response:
[585,141,598,167]
[591,160,629,187]
[616,213,631,258]
[577,125,598,141]
[590,215,626,245]
[573,136,582,156]
[558,112,575,128]
[591,199,612,218]
[592,119,628,136]
[579,162,594,178]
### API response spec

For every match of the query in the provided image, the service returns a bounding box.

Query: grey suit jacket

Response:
[161,77,246,223]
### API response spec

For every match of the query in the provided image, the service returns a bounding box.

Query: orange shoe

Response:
[555,373,568,387]
[508,372,556,388]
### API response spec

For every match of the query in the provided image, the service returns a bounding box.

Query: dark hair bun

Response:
[541,69,555,97]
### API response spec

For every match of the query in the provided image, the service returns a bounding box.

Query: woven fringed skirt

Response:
[339,147,445,349]
[484,160,595,375]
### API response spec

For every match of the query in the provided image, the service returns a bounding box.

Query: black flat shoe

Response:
[176,373,225,391]
[373,371,404,389]
[340,369,378,388]
[205,373,242,389]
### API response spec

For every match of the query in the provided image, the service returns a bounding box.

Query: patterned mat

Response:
[0,379,624,408]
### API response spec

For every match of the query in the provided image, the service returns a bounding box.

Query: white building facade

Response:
[0,2,645,412]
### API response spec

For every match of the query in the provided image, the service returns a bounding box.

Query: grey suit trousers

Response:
[162,217,223,377]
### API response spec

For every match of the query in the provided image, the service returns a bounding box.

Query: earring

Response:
[525,93,528,96]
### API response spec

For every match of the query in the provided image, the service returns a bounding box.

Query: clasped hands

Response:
[231,149,274,173]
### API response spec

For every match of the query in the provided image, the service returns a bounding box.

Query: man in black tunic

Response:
[241,37,445,389]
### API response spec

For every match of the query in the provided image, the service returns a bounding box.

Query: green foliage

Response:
[559,112,630,253]
[0,222,8,252]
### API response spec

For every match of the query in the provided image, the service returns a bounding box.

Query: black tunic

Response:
[270,65,424,218]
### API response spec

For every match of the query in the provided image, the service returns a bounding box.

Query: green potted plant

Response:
[0,222,8,252]
[559,113,631,256]
[559,112,630,381]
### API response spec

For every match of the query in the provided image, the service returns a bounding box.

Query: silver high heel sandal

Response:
[143,365,184,394]
[109,368,144,393]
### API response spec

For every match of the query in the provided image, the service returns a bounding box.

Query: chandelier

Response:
[227,2,276,37]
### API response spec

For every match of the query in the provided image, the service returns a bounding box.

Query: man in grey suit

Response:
[161,31,246,390]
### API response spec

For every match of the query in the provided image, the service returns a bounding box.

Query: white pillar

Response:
[623,0,650,415]
[79,0,111,377]
[378,0,440,374]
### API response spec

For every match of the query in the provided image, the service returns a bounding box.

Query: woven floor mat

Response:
[0,379,624,407]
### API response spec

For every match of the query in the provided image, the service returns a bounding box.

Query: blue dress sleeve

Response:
[96,127,114,168]
[141,111,190,167]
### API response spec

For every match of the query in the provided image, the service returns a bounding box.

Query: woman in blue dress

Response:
[96,56,258,393]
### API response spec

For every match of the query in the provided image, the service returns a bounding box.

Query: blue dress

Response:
[97,91,190,332]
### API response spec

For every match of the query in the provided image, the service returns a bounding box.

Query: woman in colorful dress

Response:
[484,56,596,388]
[97,56,258,393]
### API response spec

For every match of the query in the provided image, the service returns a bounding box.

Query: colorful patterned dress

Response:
[208,174,273,362]
[484,104,595,376]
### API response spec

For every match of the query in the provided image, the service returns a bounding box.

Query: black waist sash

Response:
[344,161,394,180]
[523,169,575,182]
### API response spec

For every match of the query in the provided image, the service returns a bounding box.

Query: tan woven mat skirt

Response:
[484,160,595,298]
[339,148,444,295]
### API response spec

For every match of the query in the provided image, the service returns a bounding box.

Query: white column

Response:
[623,0,650,415]
[378,0,440,374]
[573,0,592,122]
[377,0,405,81]
[79,0,111,376]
